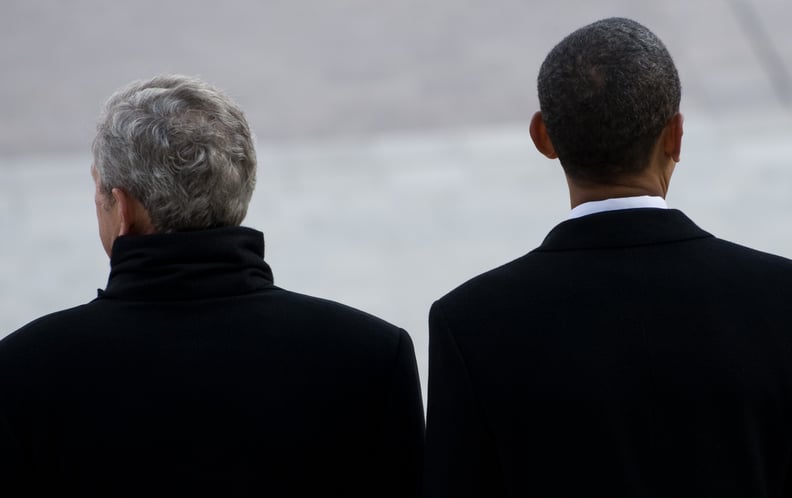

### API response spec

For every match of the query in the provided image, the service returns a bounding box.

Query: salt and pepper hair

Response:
[92,75,257,232]
[537,17,681,182]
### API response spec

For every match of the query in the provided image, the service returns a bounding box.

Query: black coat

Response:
[0,227,424,497]
[424,209,792,497]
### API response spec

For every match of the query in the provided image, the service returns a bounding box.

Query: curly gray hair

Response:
[537,18,681,182]
[92,75,257,232]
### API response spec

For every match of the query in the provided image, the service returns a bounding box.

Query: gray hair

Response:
[92,75,257,232]
[537,18,681,182]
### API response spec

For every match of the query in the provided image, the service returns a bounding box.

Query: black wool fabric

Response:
[424,209,792,498]
[0,227,424,497]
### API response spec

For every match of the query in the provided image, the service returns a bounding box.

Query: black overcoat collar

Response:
[537,208,713,251]
[99,226,274,301]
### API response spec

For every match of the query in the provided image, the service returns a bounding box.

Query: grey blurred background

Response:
[1,0,791,395]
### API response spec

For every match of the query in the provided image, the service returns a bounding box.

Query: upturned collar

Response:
[99,226,274,301]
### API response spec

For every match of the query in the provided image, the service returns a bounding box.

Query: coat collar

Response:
[100,226,274,301]
[537,208,713,252]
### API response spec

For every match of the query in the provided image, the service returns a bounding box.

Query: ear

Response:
[529,112,558,159]
[664,112,683,163]
[110,188,156,236]
[110,188,135,236]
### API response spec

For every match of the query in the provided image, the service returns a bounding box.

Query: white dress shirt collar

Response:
[568,195,668,220]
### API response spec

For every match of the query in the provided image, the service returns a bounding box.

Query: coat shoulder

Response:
[435,250,543,307]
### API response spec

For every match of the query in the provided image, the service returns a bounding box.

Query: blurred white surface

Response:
[2,111,792,395]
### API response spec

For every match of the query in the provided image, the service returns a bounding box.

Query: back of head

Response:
[92,75,257,232]
[537,18,681,182]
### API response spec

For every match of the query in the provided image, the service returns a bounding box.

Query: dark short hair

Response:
[537,18,681,182]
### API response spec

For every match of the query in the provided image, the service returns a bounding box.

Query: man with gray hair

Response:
[424,18,792,497]
[0,75,424,497]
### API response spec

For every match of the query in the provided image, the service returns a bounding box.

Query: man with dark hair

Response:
[0,75,424,497]
[423,18,792,497]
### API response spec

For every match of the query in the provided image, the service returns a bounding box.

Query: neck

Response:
[566,155,675,209]
[567,178,668,209]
